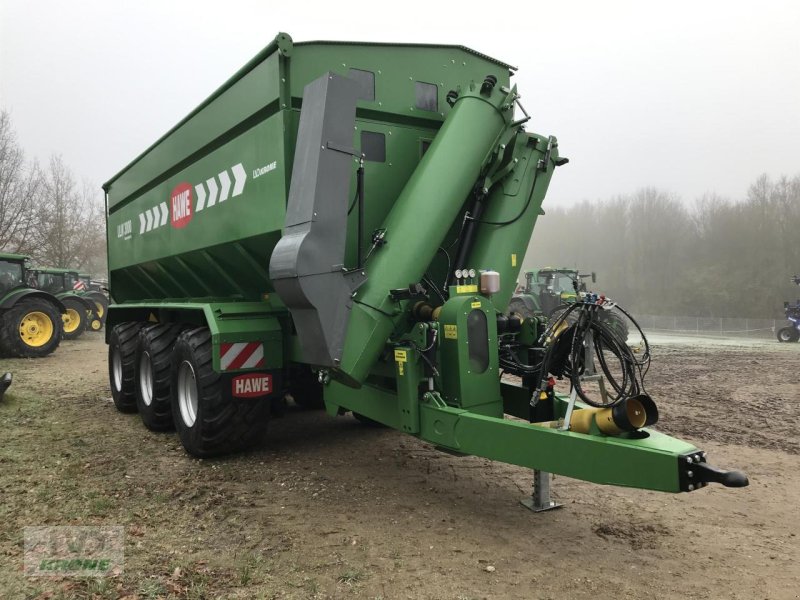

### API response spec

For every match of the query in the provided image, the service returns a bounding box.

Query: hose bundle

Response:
[536,302,650,408]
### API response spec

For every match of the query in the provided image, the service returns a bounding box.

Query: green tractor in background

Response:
[0,252,65,357]
[76,272,109,330]
[28,267,102,339]
[510,267,629,339]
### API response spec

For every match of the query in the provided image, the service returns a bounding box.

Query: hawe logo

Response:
[170,183,193,228]
[231,373,272,398]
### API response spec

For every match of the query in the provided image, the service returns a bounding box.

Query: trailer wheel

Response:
[777,327,799,343]
[61,297,87,340]
[135,323,183,431]
[171,327,270,457]
[109,322,146,413]
[0,298,63,358]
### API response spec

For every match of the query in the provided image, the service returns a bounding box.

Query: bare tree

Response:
[32,155,105,270]
[0,110,42,254]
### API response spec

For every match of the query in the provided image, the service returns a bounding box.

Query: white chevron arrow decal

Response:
[159,202,168,226]
[231,163,246,196]
[145,208,154,232]
[139,213,146,234]
[206,177,219,207]
[218,170,231,203]
[151,204,161,228]
[195,183,207,212]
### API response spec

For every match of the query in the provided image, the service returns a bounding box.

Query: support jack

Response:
[520,469,562,512]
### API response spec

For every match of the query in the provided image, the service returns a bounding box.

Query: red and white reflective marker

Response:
[220,342,265,371]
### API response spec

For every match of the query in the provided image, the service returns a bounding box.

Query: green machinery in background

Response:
[28,267,104,337]
[510,267,629,339]
[0,253,65,357]
[103,33,747,501]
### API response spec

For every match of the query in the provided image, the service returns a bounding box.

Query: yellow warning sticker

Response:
[511,253,517,267]
[394,349,407,376]
[471,301,482,308]
[444,324,458,339]
[456,285,478,294]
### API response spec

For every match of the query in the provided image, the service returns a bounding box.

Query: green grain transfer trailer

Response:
[104,33,747,499]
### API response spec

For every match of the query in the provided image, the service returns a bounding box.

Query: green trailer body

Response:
[103,33,746,498]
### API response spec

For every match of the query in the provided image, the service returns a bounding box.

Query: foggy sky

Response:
[1,0,798,207]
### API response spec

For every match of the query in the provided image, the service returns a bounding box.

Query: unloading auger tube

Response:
[106,34,748,499]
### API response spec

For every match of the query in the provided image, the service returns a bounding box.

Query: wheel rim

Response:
[139,352,154,407]
[91,319,102,331]
[62,308,81,333]
[177,360,198,427]
[19,311,54,347]
[111,347,122,391]
[94,301,105,318]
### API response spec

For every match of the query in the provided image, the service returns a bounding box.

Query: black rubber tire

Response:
[61,296,88,341]
[109,322,146,413]
[91,294,109,325]
[289,366,324,409]
[171,327,270,458]
[546,306,579,337]
[508,296,536,319]
[0,298,63,358]
[777,327,800,343]
[134,323,183,431]
[601,308,630,342]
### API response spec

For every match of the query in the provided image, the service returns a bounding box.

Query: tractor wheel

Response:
[88,316,103,332]
[508,296,536,319]
[135,323,183,431]
[777,327,800,343]
[546,306,578,340]
[109,322,146,413]
[92,295,109,324]
[0,298,62,358]
[171,327,270,457]
[601,308,630,342]
[289,366,324,409]
[61,297,87,340]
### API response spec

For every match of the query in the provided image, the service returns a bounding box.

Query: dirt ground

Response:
[1,333,798,599]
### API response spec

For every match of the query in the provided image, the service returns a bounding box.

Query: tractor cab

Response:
[0,254,27,295]
[524,268,595,316]
[33,269,68,294]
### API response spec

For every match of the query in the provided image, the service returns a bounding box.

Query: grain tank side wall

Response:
[290,44,511,125]
[289,43,512,280]
[106,41,514,305]
[107,51,283,210]
[107,113,288,302]
[106,51,288,303]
